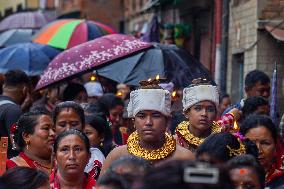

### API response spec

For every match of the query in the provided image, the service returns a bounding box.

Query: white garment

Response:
[182,84,219,112]
[84,147,105,173]
[127,88,171,117]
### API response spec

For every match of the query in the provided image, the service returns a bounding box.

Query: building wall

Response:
[56,0,123,32]
[0,0,25,18]
[227,0,258,102]
[124,0,150,33]
[26,0,39,9]
[257,0,284,115]
[58,0,82,14]
[228,0,284,115]
[256,31,284,114]
[82,0,124,32]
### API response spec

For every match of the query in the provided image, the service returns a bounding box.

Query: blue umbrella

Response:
[0,29,36,48]
[0,43,60,76]
[270,62,278,124]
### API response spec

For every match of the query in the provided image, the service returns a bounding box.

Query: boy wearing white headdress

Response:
[100,80,194,176]
[175,78,240,152]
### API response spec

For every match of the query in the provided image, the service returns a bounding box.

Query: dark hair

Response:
[1,167,49,189]
[85,114,113,156]
[97,172,130,189]
[240,115,278,142]
[140,160,233,189]
[3,70,30,87]
[227,154,265,189]
[52,101,85,127]
[98,157,150,189]
[63,82,87,101]
[109,156,150,176]
[54,129,90,154]
[245,70,270,89]
[242,96,269,118]
[219,94,230,103]
[98,93,124,111]
[81,102,109,119]
[196,133,258,163]
[14,109,51,150]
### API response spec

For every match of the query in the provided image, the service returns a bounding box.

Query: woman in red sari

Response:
[240,115,284,188]
[50,129,95,189]
[6,109,54,174]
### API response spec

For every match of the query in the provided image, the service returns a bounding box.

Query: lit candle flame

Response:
[90,76,96,81]
[116,92,123,96]
[172,91,177,97]
[156,75,160,80]
[233,121,239,131]
[148,78,151,81]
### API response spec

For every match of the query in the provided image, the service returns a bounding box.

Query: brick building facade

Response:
[57,0,124,32]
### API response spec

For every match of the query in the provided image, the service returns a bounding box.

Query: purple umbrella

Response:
[35,34,152,90]
[0,11,53,32]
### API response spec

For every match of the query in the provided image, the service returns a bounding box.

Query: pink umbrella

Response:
[0,11,53,32]
[35,34,152,90]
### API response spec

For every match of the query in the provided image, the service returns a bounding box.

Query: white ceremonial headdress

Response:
[182,84,219,112]
[127,88,171,117]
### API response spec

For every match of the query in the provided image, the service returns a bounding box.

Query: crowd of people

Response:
[0,68,283,189]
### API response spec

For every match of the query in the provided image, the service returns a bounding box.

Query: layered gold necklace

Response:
[127,131,176,161]
[175,121,221,147]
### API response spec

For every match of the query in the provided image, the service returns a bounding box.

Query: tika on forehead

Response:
[127,79,171,117]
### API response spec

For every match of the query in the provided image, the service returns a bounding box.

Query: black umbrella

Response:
[96,43,214,88]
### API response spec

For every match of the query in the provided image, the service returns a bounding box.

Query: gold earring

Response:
[100,140,104,147]
[25,140,30,150]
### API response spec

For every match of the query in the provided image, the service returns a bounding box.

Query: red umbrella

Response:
[35,34,152,90]
[0,11,53,32]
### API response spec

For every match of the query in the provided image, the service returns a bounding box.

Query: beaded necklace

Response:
[175,121,221,148]
[20,152,51,170]
[127,131,176,161]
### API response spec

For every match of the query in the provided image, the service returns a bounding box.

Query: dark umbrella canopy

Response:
[0,43,60,76]
[97,43,214,88]
[35,34,152,90]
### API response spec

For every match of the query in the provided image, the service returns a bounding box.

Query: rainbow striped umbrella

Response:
[33,19,116,49]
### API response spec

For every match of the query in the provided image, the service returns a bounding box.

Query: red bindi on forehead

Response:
[239,168,248,175]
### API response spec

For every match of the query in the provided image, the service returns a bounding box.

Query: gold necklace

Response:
[127,131,176,161]
[175,121,221,147]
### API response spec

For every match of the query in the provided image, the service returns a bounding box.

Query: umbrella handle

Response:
[96,73,105,94]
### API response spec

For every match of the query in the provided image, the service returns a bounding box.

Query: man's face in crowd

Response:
[245,81,270,99]
[134,110,167,143]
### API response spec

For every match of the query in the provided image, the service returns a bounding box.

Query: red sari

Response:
[6,152,51,173]
[266,139,284,187]
[50,169,96,189]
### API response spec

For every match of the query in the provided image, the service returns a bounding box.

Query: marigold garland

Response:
[175,121,221,147]
[127,131,176,161]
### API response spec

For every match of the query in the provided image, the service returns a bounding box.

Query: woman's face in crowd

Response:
[245,126,276,171]
[109,105,124,128]
[185,101,217,133]
[55,108,83,135]
[55,134,90,176]
[74,91,88,104]
[26,115,55,158]
[47,87,59,105]
[134,110,167,143]
[230,167,261,189]
[84,124,103,147]
[219,97,231,115]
